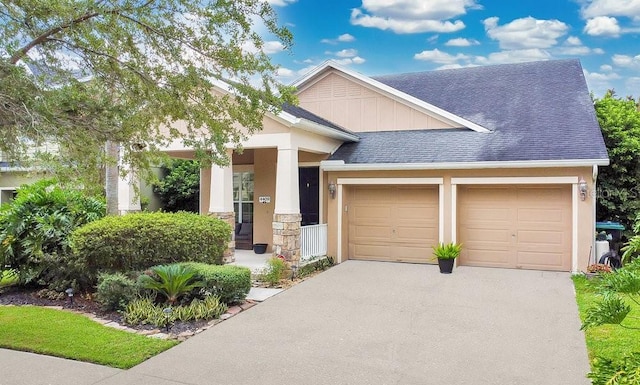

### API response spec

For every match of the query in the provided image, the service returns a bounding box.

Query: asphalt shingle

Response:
[329,59,608,164]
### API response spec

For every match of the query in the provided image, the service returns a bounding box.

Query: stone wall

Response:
[272,213,301,264]
[210,211,236,263]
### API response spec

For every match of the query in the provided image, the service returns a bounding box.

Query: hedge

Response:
[179,262,251,304]
[69,212,231,282]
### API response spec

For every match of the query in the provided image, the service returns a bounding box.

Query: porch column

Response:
[273,145,301,263]
[117,168,141,214]
[209,150,236,263]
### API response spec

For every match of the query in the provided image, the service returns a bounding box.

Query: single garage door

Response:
[348,185,439,263]
[458,185,572,271]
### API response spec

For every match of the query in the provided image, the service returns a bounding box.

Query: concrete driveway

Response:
[95,260,590,385]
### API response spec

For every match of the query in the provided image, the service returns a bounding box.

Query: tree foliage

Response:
[595,92,640,231]
[153,159,200,212]
[0,0,295,190]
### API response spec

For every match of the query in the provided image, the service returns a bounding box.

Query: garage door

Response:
[348,185,439,263]
[458,185,572,271]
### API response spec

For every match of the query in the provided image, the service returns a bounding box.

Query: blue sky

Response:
[263,0,640,98]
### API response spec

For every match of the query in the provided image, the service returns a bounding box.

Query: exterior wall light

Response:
[328,181,337,199]
[579,177,588,201]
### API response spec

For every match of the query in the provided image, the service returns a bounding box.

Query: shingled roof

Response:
[328,59,608,165]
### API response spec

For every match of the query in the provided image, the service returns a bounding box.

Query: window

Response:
[233,172,254,224]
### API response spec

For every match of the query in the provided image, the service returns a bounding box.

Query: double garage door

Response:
[347,184,572,271]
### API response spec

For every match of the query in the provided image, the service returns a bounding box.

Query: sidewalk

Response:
[0,348,121,385]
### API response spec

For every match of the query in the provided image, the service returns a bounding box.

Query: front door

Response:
[299,167,319,226]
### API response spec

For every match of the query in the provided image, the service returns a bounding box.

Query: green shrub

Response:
[95,273,139,311]
[138,265,203,305]
[180,262,251,304]
[69,212,231,283]
[298,256,334,278]
[0,179,105,289]
[263,257,287,287]
[588,353,640,384]
[123,295,227,327]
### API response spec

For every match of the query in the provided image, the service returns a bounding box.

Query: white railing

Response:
[300,224,327,265]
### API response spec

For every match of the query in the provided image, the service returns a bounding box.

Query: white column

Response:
[208,154,234,213]
[274,146,300,214]
[117,169,141,213]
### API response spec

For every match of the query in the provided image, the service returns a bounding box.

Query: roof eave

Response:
[320,158,610,171]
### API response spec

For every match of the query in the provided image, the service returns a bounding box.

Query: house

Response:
[118,59,609,273]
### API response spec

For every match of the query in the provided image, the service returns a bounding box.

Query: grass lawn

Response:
[573,275,640,360]
[0,305,178,368]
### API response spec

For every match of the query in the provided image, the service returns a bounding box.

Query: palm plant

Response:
[138,264,203,305]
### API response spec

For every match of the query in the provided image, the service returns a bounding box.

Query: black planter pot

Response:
[437,258,455,274]
[253,243,268,254]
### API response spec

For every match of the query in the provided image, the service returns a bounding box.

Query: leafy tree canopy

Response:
[153,159,199,212]
[595,91,640,232]
[0,0,295,191]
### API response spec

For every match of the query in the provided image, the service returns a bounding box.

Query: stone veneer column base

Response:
[210,212,236,263]
[272,213,301,264]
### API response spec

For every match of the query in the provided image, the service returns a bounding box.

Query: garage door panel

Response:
[349,185,439,263]
[351,206,391,221]
[464,248,511,266]
[517,251,567,269]
[351,224,391,240]
[461,207,511,222]
[517,187,565,202]
[463,227,511,243]
[517,208,565,226]
[517,230,565,247]
[459,185,571,271]
[351,186,393,201]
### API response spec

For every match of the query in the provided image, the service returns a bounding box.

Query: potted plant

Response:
[432,242,462,274]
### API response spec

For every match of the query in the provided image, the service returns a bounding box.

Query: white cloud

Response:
[554,37,604,56]
[445,37,480,46]
[583,69,621,95]
[414,48,469,64]
[321,33,356,44]
[241,40,285,55]
[276,67,295,77]
[265,0,296,6]
[335,49,358,58]
[582,0,640,19]
[349,0,481,34]
[557,46,592,55]
[351,9,465,34]
[334,56,366,65]
[475,49,552,65]
[483,16,569,50]
[584,16,621,36]
[337,33,355,42]
[612,54,640,69]
[435,63,479,70]
[566,36,583,46]
[600,64,613,71]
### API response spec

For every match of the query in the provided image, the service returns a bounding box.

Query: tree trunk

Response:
[105,141,119,216]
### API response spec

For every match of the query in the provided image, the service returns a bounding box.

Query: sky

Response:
[262,0,640,98]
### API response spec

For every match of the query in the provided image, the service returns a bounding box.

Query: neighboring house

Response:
[121,59,608,272]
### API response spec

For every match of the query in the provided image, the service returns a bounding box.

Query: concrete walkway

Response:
[4,261,591,384]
